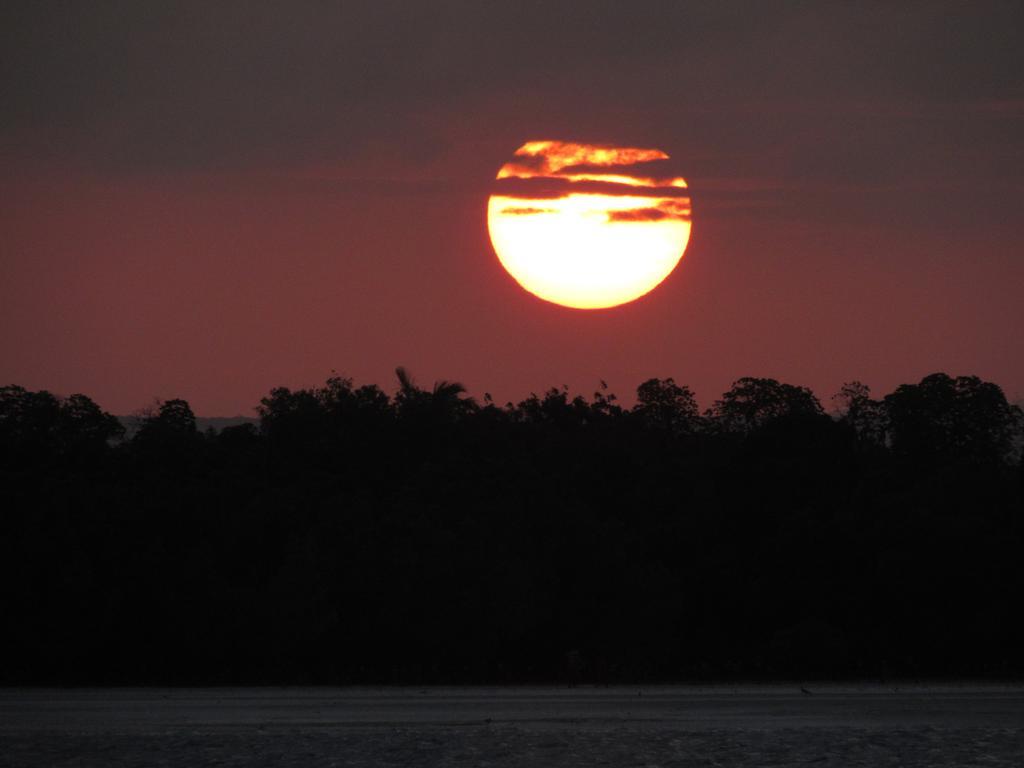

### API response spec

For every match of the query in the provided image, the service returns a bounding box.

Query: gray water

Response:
[2,685,1022,766]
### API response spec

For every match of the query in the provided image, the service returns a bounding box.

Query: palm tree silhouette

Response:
[395,366,475,422]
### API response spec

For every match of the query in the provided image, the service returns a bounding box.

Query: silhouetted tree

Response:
[318,375,391,424]
[0,386,122,462]
[2,371,1022,685]
[884,373,1022,465]
[394,366,476,423]
[137,398,197,436]
[590,381,623,420]
[633,377,701,433]
[708,377,823,432]
[258,386,330,446]
[833,381,887,447]
[131,398,202,471]
[0,385,61,456]
[60,393,124,443]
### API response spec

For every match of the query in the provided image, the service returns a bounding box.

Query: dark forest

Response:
[2,372,1022,684]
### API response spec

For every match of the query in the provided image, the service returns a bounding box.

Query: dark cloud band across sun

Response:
[491,140,692,229]
[496,140,688,189]
[492,175,692,207]
[607,199,692,222]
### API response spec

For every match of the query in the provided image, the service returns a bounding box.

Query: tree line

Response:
[1,371,1022,684]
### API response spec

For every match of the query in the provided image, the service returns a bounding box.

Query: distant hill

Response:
[194,416,260,433]
[117,415,258,438]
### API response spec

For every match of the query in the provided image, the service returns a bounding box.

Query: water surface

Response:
[2,685,1021,766]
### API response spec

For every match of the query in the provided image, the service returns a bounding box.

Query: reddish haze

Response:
[2,3,1022,414]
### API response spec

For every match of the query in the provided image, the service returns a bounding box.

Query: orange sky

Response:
[1,3,1022,413]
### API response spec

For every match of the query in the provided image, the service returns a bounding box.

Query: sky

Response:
[2,1,1022,415]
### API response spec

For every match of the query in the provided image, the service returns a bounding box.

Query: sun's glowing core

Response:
[487,141,691,309]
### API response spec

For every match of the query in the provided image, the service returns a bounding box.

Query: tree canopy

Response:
[1,372,1021,684]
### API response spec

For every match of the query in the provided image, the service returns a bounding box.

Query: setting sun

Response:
[487,141,691,309]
